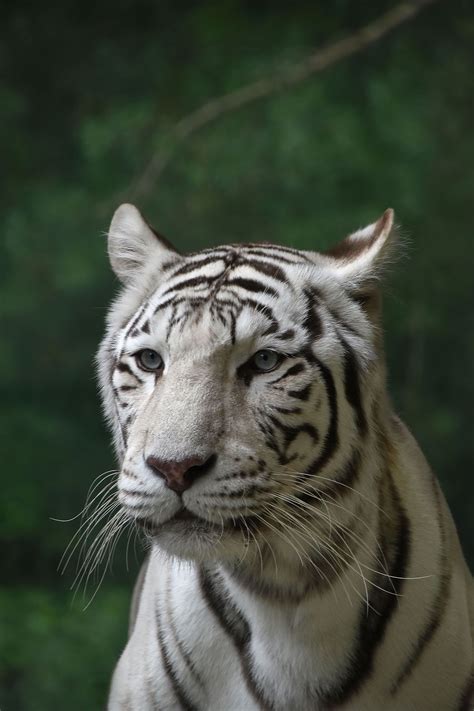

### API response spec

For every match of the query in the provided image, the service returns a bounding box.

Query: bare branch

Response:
[128,0,440,200]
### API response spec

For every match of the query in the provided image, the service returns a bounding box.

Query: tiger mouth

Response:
[135,508,256,535]
[135,508,207,535]
[173,508,200,522]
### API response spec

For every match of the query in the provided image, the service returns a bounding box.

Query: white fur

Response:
[98,205,473,711]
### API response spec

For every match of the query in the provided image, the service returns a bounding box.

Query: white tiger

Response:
[97,203,474,710]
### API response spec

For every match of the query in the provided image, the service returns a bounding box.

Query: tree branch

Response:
[129,0,440,200]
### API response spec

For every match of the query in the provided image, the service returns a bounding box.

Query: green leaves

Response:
[0,587,129,710]
[1,1,473,708]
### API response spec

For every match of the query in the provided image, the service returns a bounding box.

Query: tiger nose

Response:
[146,454,216,493]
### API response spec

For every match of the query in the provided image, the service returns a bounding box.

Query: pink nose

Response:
[146,455,216,493]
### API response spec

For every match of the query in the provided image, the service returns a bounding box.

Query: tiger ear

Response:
[324,209,395,283]
[322,209,396,318]
[108,203,179,284]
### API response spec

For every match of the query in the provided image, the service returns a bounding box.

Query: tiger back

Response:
[98,203,474,710]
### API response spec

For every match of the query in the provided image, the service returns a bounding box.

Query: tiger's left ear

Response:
[323,209,396,290]
[108,203,180,285]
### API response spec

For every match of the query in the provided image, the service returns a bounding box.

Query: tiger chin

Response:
[97,203,474,711]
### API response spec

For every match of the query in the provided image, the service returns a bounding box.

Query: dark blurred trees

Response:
[1,1,473,708]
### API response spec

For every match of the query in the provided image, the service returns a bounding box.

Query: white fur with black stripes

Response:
[98,204,474,710]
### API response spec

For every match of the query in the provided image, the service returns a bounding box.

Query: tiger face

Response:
[99,204,393,565]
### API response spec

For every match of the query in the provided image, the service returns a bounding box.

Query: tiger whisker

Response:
[81,513,131,610]
[267,489,387,576]
[266,474,393,577]
[80,513,130,603]
[275,467,389,518]
[265,503,385,614]
[58,485,119,574]
[71,507,125,594]
[257,504,346,607]
[73,493,123,573]
[263,501,361,608]
[268,496,406,594]
[267,501,404,605]
[272,487,426,585]
[58,476,117,547]
[51,470,118,524]
[73,510,123,587]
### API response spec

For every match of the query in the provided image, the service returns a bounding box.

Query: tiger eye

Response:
[135,349,164,372]
[251,350,281,373]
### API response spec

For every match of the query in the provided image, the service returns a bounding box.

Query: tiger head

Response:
[98,204,395,567]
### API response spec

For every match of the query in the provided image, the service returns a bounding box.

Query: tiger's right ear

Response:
[108,203,179,284]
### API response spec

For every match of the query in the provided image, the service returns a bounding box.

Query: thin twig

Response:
[128,0,439,200]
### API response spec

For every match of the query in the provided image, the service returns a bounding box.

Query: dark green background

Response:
[1,1,473,708]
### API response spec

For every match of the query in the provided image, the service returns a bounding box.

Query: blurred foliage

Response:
[1,1,473,709]
[0,586,129,709]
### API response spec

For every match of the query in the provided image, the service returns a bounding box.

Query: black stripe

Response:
[270,362,305,384]
[115,361,142,383]
[233,298,279,336]
[229,310,237,345]
[198,566,273,711]
[236,361,256,387]
[116,361,134,375]
[299,358,339,483]
[315,448,361,501]
[170,255,226,278]
[457,672,474,711]
[390,478,451,694]
[161,258,181,272]
[274,328,295,340]
[322,469,411,706]
[340,335,367,437]
[268,414,318,445]
[303,288,323,342]
[287,383,312,400]
[325,304,362,339]
[272,405,302,415]
[224,552,338,604]
[123,301,149,339]
[153,295,188,315]
[226,277,278,298]
[165,576,206,692]
[186,247,232,258]
[212,295,241,310]
[240,248,303,265]
[296,448,360,507]
[156,604,199,711]
[165,302,179,342]
[241,258,288,284]
[240,299,276,324]
[162,274,217,296]
[244,243,311,260]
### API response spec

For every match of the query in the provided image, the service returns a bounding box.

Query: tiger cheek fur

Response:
[97,204,474,711]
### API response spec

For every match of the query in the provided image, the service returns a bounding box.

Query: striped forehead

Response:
[120,244,312,350]
[161,244,308,288]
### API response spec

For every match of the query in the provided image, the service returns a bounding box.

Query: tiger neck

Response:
[219,429,392,610]
[197,431,410,702]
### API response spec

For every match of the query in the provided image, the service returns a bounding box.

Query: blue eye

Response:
[251,350,281,372]
[135,349,163,372]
